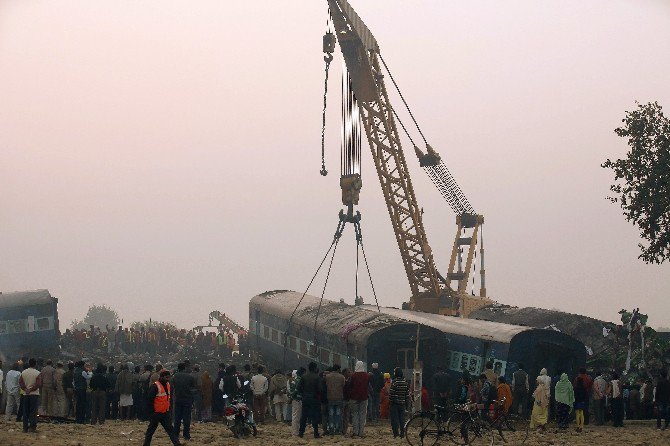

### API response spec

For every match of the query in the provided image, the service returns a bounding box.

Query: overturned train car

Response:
[249,291,585,388]
[0,289,60,361]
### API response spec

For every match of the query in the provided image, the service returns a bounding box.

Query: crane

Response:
[325,0,491,317]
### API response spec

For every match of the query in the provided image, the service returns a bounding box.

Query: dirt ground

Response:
[1,417,668,446]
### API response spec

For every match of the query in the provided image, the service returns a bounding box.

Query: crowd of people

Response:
[1,355,670,445]
[60,324,249,358]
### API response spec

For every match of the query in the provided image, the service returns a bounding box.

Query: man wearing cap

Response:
[368,363,384,422]
[144,370,181,446]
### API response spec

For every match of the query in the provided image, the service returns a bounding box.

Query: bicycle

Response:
[450,398,528,445]
[445,403,494,446]
[404,403,459,446]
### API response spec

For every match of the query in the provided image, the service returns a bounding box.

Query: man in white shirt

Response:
[5,363,22,421]
[593,371,607,425]
[19,358,42,433]
[250,366,269,423]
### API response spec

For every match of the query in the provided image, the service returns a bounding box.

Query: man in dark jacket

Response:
[62,362,75,418]
[389,368,410,438]
[369,363,384,422]
[73,361,88,424]
[655,369,670,430]
[432,366,450,407]
[172,362,197,441]
[511,364,529,418]
[90,363,108,425]
[106,366,119,419]
[144,370,181,446]
[299,362,322,438]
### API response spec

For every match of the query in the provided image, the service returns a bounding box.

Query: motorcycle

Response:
[223,392,257,438]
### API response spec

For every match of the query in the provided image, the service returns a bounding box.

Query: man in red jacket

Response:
[349,361,370,437]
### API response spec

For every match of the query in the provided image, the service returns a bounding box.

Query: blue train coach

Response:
[0,289,60,360]
[249,291,586,393]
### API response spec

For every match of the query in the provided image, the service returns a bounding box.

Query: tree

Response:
[603,101,670,264]
[70,304,120,330]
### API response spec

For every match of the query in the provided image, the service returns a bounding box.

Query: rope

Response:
[379,53,428,145]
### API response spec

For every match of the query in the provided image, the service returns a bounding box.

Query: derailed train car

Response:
[249,291,585,390]
[0,290,60,360]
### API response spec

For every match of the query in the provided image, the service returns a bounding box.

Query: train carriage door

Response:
[27,316,35,332]
[481,341,491,373]
[397,348,415,378]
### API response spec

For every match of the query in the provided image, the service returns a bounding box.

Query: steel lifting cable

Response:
[282,219,344,366]
[355,231,360,303]
[320,55,332,176]
[312,236,341,338]
[320,10,334,177]
[355,221,381,312]
[379,53,428,146]
[380,54,477,216]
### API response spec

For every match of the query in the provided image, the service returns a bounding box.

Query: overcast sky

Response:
[1,0,669,330]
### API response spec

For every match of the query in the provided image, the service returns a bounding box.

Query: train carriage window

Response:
[254,310,261,321]
[450,352,461,370]
[320,348,330,365]
[263,326,270,339]
[272,329,278,343]
[36,317,51,331]
[332,353,341,366]
[460,354,469,372]
[300,340,307,355]
[468,356,479,374]
[0,321,7,334]
[8,319,26,333]
[289,336,297,350]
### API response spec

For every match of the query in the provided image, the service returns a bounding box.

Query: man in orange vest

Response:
[143,370,181,446]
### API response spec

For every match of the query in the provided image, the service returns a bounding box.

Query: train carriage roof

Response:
[362,304,532,343]
[250,291,407,345]
[0,289,55,309]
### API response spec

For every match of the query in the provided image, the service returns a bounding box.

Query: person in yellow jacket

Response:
[143,370,181,446]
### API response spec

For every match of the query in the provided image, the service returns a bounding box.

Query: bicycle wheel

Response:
[446,412,492,446]
[405,413,440,446]
[498,414,529,444]
[467,419,494,446]
[445,412,468,445]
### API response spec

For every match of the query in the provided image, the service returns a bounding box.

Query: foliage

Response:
[603,101,670,264]
[70,304,120,330]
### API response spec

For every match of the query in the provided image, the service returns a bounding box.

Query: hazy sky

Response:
[1,0,669,330]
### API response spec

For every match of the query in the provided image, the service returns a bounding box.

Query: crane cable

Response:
[320,10,334,176]
[379,53,428,146]
[282,218,345,367]
[355,220,380,312]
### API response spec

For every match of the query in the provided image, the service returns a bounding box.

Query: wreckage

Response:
[249,291,585,388]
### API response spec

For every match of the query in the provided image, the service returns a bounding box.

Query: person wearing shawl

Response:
[554,373,575,429]
[380,373,391,419]
[496,377,513,414]
[537,368,551,400]
[530,378,549,430]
